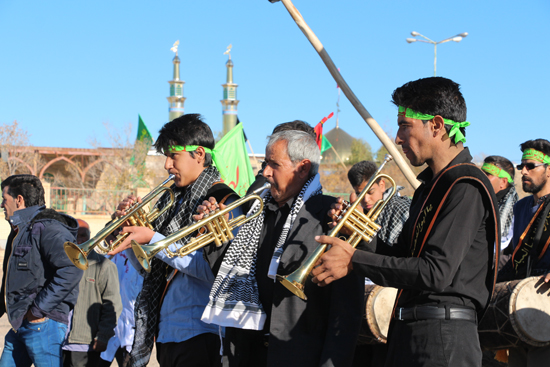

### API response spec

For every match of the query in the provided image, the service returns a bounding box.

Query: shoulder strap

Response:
[511,197,550,277]
[393,163,500,318]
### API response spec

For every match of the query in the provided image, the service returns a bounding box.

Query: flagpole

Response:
[273,0,420,189]
[246,139,261,171]
[329,145,348,171]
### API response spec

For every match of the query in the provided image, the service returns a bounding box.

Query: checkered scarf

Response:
[376,187,411,245]
[201,174,322,330]
[129,166,220,367]
[498,185,518,240]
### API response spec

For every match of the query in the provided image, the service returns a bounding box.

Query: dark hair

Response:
[347,161,381,188]
[520,139,550,159]
[154,114,215,167]
[1,174,45,207]
[391,77,467,141]
[271,120,316,140]
[484,155,515,187]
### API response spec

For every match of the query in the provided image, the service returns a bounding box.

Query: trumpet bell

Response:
[63,241,89,270]
[277,274,307,300]
[132,240,152,272]
[62,174,175,270]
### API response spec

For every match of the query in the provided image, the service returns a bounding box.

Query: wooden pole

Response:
[275,0,420,189]
[328,145,348,171]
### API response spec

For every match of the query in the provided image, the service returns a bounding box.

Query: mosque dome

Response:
[322,126,354,164]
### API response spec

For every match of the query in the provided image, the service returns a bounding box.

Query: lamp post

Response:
[406,32,468,76]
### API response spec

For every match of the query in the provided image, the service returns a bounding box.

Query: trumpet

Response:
[64,174,176,270]
[277,155,396,300]
[132,182,271,272]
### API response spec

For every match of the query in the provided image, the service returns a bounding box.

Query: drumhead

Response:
[366,286,397,342]
[510,276,550,346]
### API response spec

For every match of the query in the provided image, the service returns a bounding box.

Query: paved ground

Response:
[0,249,160,367]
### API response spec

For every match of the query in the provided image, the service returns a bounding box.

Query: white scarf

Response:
[201,174,322,330]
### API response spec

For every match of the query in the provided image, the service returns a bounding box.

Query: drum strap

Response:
[511,196,550,278]
[393,163,500,319]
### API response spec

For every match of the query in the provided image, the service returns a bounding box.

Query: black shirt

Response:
[352,148,495,313]
[256,197,292,332]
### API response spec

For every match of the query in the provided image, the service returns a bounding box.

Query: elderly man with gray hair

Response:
[196,130,363,367]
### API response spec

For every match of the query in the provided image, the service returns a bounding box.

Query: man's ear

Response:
[15,195,25,209]
[194,147,206,164]
[299,160,312,178]
[431,116,446,136]
[499,177,508,191]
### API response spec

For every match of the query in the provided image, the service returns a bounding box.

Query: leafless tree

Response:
[0,120,44,180]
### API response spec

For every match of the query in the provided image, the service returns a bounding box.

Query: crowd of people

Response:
[0,76,548,367]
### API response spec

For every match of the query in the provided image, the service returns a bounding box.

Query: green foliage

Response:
[375,145,389,163]
[348,138,373,165]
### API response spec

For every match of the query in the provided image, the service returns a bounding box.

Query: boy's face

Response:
[164,149,205,188]
[353,179,385,211]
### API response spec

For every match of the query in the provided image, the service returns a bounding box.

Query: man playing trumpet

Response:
[109,114,239,367]
[312,77,500,367]
[196,130,363,367]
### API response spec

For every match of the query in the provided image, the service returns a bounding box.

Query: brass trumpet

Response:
[277,155,396,300]
[132,182,271,272]
[64,174,176,270]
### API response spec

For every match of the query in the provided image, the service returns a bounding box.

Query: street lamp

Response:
[406,31,468,76]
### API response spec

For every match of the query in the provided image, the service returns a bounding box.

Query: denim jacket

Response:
[0,205,82,330]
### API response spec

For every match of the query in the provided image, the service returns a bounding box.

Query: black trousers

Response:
[63,350,102,367]
[156,333,222,367]
[385,319,482,367]
[224,328,268,367]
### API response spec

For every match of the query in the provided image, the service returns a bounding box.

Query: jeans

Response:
[0,318,67,367]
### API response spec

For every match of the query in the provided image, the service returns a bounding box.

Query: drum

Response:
[479,276,550,350]
[357,285,398,344]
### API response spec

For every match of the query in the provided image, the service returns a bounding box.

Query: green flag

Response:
[130,115,153,186]
[214,123,254,197]
[321,135,332,154]
[137,115,153,146]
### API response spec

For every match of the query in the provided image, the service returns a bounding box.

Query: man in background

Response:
[63,219,122,367]
[0,174,82,367]
[498,139,550,367]
[347,160,411,246]
[480,155,519,263]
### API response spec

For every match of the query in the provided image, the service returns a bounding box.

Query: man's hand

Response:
[192,197,226,222]
[543,272,550,284]
[92,339,107,352]
[311,235,356,287]
[114,195,142,223]
[327,197,346,229]
[107,226,155,255]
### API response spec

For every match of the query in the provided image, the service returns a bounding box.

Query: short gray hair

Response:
[266,130,320,176]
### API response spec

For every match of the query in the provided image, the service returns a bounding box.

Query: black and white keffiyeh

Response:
[201,174,322,330]
[129,166,221,367]
[376,186,411,245]
[498,185,518,242]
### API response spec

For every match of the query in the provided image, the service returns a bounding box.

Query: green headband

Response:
[398,106,470,144]
[168,145,216,163]
[481,163,513,184]
[522,148,550,165]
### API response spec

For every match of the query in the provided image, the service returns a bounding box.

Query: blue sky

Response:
[1,0,549,163]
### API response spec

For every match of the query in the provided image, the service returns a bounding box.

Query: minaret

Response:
[221,44,239,135]
[167,40,186,122]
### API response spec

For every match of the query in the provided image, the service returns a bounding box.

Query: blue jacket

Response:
[0,205,83,330]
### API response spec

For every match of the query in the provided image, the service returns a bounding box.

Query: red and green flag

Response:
[314,112,334,154]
